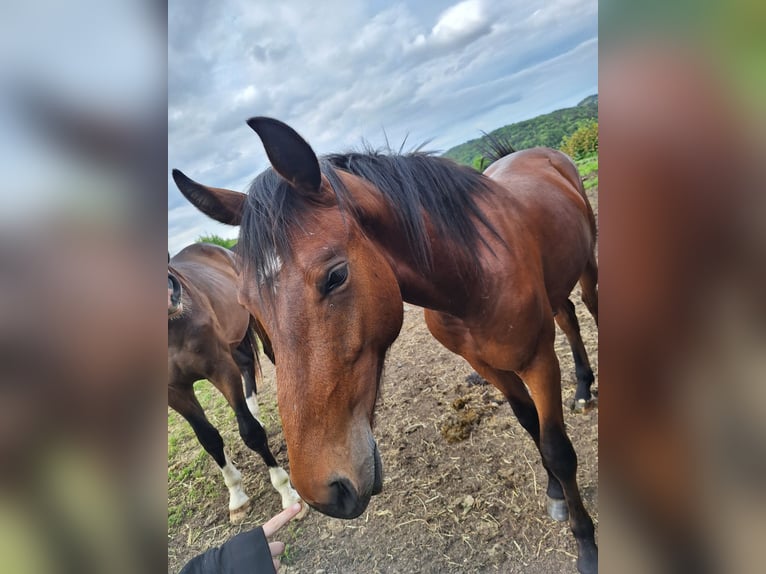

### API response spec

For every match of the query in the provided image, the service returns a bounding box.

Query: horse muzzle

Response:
[311,439,383,519]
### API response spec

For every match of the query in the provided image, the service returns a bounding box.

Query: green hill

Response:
[443,95,598,166]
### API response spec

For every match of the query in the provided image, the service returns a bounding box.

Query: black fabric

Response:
[179,526,275,574]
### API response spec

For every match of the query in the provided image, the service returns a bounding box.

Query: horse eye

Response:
[325,264,348,294]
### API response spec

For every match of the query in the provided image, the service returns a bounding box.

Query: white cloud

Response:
[233,85,258,105]
[431,0,489,44]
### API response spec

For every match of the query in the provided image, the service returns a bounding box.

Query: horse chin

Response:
[372,440,383,495]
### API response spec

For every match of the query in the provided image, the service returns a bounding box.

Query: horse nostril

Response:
[328,477,359,518]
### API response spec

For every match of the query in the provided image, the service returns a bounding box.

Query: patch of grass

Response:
[168,504,189,528]
[168,451,209,528]
[169,449,209,484]
[168,434,180,459]
[193,380,217,406]
[280,524,305,566]
[168,447,218,530]
[576,154,599,178]
[192,379,236,428]
[584,175,599,190]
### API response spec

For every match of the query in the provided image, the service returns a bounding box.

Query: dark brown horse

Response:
[168,242,303,523]
[172,118,598,573]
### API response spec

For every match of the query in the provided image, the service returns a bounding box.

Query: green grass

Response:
[279,523,306,566]
[575,153,599,178]
[168,433,180,459]
[583,175,599,191]
[168,504,189,528]
[168,449,212,528]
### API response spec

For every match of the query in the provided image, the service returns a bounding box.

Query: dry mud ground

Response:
[168,184,598,574]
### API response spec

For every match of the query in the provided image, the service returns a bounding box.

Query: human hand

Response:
[262,503,304,571]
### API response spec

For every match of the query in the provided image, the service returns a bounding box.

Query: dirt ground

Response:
[168,184,598,573]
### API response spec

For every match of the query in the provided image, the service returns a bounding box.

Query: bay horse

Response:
[478,132,599,409]
[168,242,303,523]
[172,118,598,573]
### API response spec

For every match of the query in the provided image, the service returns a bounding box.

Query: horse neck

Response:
[342,175,476,315]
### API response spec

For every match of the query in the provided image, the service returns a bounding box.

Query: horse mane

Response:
[238,148,502,289]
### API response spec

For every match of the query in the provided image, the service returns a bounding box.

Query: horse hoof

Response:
[283,494,309,519]
[294,500,310,520]
[229,499,252,524]
[547,497,569,522]
[570,397,597,413]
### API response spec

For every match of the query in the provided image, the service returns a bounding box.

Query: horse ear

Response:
[172,169,245,226]
[246,117,321,194]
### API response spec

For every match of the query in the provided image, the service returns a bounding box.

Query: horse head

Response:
[173,118,403,518]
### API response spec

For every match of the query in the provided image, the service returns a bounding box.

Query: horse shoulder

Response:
[462,272,551,372]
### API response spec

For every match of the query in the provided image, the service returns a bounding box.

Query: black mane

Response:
[238,149,501,288]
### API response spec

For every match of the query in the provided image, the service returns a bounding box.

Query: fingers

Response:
[270,541,286,571]
[263,502,303,571]
[262,502,303,538]
[269,541,285,557]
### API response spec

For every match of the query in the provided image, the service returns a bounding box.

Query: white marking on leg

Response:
[269,467,302,509]
[221,454,249,512]
[246,395,263,424]
[241,376,265,428]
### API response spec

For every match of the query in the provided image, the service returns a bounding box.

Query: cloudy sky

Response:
[168,0,597,254]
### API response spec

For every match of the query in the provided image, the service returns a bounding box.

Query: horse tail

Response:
[478,131,516,167]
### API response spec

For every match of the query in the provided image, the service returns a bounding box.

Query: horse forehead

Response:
[259,250,283,280]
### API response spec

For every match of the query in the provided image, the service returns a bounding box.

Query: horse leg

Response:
[215,363,306,517]
[520,342,597,574]
[555,298,596,411]
[470,363,569,521]
[423,310,568,520]
[233,400,305,516]
[232,333,264,428]
[579,256,598,326]
[168,386,251,523]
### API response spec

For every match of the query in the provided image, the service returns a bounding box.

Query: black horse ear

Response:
[172,169,246,226]
[246,117,321,194]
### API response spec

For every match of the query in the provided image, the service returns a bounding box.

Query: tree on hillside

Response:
[442,95,598,167]
[560,120,598,160]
